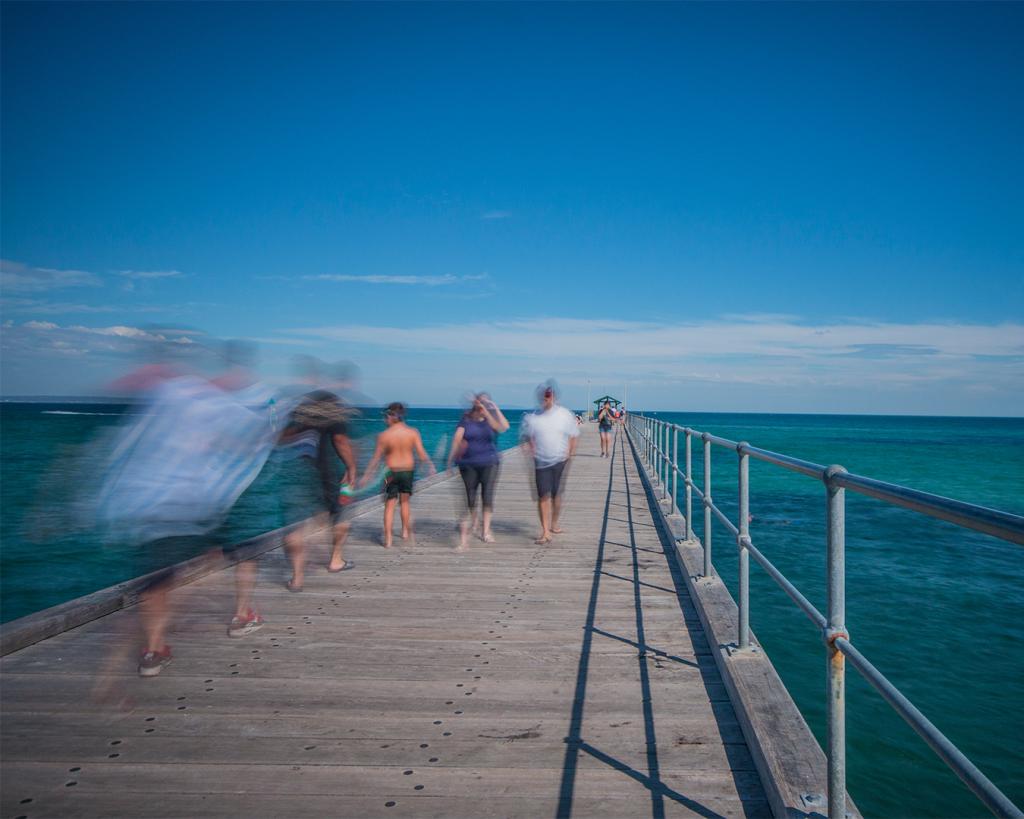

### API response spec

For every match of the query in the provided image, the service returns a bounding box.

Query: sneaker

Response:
[138,647,172,678]
[227,610,265,638]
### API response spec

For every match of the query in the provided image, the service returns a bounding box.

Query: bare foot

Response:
[481,532,495,543]
[551,527,564,534]
[381,538,393,549]
[534,534,551,544]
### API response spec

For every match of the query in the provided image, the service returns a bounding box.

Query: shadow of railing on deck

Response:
[626,426,767,804]
[598,570,677,595]
[556,432,725,819]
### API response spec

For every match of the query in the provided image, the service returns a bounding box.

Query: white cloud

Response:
[117,269,186,280]
[285,315,1023,361]
[3,321,204,358]
[302,273,488,287]
[278,315,1024,395]
[0,259,102,293]
[0,321,212,395]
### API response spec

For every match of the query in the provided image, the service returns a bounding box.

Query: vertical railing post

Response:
[663,421,671,493]
[649,418,655,472]
[685,429,693,541]
[671,425,678,515]
[653,420,658,485]
[656,421,661,492]
[825,465,848,819]
[662,422,669,500]
[737,443,750,650]
[660,422,666,493]
[702,433,712,578]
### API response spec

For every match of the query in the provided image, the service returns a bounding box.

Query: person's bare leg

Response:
[399,494,413,541]
[92,611,140,705]
[285,528,306,589]
[458,503,473,550]
[140,583,172,653]
[482,507,495,541]
[233,559,258,618]
[551,493,564,534]
[328,520,351,570]
[536,497,552,542]
[383,498,396,547]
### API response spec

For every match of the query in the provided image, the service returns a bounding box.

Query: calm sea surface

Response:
[1,404,1021,817]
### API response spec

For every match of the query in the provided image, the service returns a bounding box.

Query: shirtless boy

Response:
[361,403,436,547]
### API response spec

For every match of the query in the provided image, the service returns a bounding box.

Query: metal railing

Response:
[627,412,1024,819]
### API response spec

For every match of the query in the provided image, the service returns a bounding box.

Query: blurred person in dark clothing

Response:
[279,388,358,590]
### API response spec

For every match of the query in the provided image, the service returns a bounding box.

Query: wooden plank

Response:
[0,760,766,799]
[0,674,733,713]
[0,707,747,744]
[0,731,757,771]
[2,789,771,819]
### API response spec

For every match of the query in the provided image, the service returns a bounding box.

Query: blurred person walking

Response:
[520,382,580,545]
[361,403,436,548]
[447,393,510,549]
[279,384,358,592]
[94,356,286,677]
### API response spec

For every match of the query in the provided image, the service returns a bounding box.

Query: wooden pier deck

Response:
[1,425,772,818]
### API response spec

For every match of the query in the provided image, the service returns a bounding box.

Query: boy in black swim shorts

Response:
[361,403,436,547]
[384,469,416,498]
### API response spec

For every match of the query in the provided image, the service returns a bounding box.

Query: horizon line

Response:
[2,395,1022,420]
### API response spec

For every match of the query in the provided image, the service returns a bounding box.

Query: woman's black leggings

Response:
[459,463,499,510]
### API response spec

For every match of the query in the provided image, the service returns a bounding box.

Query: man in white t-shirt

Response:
[520,383,580,544]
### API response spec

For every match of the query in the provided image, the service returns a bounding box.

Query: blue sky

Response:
[2,2,1022,414]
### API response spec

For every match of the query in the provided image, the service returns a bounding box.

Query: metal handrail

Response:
[626,412,1024,819]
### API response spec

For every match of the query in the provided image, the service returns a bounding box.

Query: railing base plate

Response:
[725,642,761,658]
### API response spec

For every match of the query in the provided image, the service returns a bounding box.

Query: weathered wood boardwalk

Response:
[1,425,770,818]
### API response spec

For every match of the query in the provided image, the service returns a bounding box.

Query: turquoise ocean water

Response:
[1,403,1021,817]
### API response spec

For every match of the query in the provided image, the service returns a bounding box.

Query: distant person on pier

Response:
[597,400,615,457]
[520,382,580,544]
[361,403,436,548]
[447,392,510,550]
